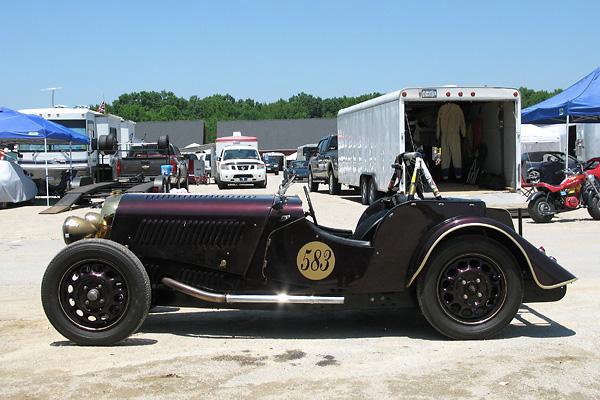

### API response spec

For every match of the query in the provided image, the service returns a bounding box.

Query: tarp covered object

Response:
[0,107,89,144]
[522,67,600,123]
[0,160,37,203]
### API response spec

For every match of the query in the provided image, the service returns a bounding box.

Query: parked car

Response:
[284,160,309,181]
[216,145,266,189]
[263,152,285,175]
[308,134,339,194]
[521,151,580,185]
[115,137,188,190]
[41,154,576,345]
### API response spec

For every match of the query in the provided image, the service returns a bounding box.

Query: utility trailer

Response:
[337,87,521,204]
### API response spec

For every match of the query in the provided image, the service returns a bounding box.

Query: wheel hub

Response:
[438,255,506,324]
[59,260,129,331]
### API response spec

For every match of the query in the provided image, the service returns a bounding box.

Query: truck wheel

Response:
[275,170,279,176]
[217,181,228,190]
[328,170,341,195]
[588,196,600,220]
[308,170,318,192]
[41,239,151,346]
[256,177,267,188]
[368,178,380,205]
[528,196,554,223]
[416,235,523,340]
[360,177,370,205]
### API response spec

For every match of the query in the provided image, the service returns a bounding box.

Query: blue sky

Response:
[1,0,598,109]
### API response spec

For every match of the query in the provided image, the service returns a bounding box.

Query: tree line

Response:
[95,88,561,142]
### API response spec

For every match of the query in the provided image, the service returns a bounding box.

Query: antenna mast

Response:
[40,87,63,107]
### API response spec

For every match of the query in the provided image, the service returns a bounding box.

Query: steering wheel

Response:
[303,186,318,225]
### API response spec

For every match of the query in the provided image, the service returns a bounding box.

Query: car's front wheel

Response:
[416,236,523,340]
[41,239,151,346]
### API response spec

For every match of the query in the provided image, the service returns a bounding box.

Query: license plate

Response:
[420,89,437,98]
[560,190,567,196]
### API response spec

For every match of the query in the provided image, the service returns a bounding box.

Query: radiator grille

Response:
[132,219,245,247]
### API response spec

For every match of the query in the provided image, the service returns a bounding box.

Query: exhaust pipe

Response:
[161,277,344,305]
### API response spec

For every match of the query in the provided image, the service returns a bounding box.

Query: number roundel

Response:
[296,241,336,280]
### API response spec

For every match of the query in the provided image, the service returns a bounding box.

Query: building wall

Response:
[217,118,336,151]
[135,120,204,149]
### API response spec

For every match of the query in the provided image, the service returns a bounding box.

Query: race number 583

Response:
[296,241,336,280]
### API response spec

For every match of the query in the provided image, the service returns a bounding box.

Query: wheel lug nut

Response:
[83,286,88,290]
[461,280,466,285]
[463,294,468,299]
[97,284,102,289]
[85,300,90,305]
[477,292,482,298]
[100,299,104,304]
[476,278,481,284]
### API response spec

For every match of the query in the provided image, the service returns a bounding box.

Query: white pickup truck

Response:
[216,145,267,189]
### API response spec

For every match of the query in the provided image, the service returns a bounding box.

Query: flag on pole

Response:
[97,101,106,113]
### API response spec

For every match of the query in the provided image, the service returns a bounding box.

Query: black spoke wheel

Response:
[42,239,150,346]
[437,254,505,324]
[58,260,129,331]
[416,235,523,340]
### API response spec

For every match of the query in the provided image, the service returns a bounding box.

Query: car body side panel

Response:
[109,193,277,276]
[264,218,374,292]
[359,199,486,293]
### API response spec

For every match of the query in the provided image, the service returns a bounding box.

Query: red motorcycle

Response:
[528,164,600,223]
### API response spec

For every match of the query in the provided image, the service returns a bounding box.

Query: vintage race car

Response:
[41,154,576,345]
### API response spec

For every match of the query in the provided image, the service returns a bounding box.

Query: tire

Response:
[41,239,151,346]
[217,180,227,190]
[308,170,319,192]
[416,235,523,340]
[275,170,279,176]
[528,196,554,223]
[527,168,541,184]
[256,175,267,188]
[368,178,380,205]
[328,170,341,195]
[181,177,189,190]
[588,196,600,220]
[360,176,370,205]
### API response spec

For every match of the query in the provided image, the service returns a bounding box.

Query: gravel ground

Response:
[0,175,599,399]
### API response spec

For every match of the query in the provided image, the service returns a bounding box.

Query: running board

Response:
[161,277,344,305]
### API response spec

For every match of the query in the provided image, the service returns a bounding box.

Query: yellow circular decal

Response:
[296,241,336,280]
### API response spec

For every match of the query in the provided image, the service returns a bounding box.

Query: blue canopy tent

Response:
[0,107,90,205]
[522,67,600,171]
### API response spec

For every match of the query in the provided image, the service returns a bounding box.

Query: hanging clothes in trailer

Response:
[436,103,466,179]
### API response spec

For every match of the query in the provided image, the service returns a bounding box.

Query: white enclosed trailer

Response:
[337,87,521,200]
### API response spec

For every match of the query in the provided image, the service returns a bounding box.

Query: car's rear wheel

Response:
[360,176,369,205]
[308,170,318,192]
[528,196,554,223]
[588,195,600,220]
[416,236,523,340]
[41,239,151,346]
[328,170,341,195]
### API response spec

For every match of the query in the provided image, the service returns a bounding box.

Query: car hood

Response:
[221,159,261,165]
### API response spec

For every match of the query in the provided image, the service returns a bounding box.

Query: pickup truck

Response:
[308,134,339,195]
[114,142,188,189]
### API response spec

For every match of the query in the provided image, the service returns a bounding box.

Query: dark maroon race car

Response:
[41,153,576,345]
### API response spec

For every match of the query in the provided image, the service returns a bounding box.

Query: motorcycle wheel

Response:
[528,196,554,223]
[588,196,600,220]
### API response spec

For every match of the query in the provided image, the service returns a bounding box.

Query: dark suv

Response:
[308,134,339,194]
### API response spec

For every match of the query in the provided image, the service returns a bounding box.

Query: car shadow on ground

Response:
[140,304,574,341]
[50,338,158,347]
